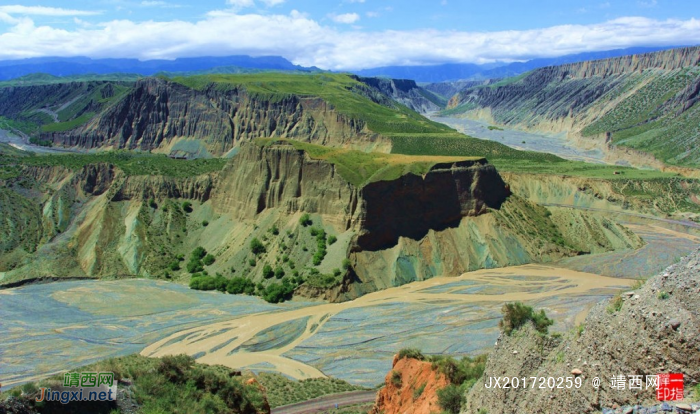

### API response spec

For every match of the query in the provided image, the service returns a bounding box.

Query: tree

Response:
[182,201,193,213]
[299,213,312,227]
[262,264,274,279]
[202,254,216,266]
[191,247,207,260]
[274,267,285,279]
[250,238,266,256]
[328,235,337,245]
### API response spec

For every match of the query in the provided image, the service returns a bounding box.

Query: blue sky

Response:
[0,0,698,69]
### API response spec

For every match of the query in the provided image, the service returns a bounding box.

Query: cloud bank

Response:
[0,5,698,70]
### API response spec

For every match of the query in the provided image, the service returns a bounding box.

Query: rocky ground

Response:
[602,401,699,414]
[465,248,700,414]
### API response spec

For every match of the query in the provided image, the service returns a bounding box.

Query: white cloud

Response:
[329,13,360,24]
[346,0,366,3]
[226,0,256,8]
[0,13,698,70]
[0,5,100,16]
[366,11,379,18]
[260,0,286,6]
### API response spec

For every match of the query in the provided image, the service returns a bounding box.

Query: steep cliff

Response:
[465,248,700,414]
[42,77,387,155]
[0,73,465,156]
[371,355,449,414]
[357,76,445,113]
[446,46,700,167]
[0,141,642,301]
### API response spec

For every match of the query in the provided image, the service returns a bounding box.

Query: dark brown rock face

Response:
[214,143,510,251]
[357,161,509,250]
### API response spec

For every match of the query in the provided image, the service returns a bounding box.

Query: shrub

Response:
[333,268,341,277]
[191,247,207,260]
[169,261,181,271]
[499,302,553,335]
[149,198,157,209]
[413,383,426,400]
[397,348,425,361]
[327,235,337,245]
[437,384,463,414]
[250,238,266,256]
[202,254,216,266]
[270,225,279,235]
[187,260,204,274]
[226,277,256,295]
[202,220,209,227]
[157,354,194,384]
[182,201,193,213]
[342,258,351,270]
[262,281,294,303]
[299,213,312,227]
[262,264,274,279]
[248,258,256,266]
[607,294,624,313]
[274,267,285,279]
[658,291,670,300]
[390,371,402,387]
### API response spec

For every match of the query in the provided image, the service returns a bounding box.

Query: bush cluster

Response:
[310,227,327,266]
[498,302,553,335]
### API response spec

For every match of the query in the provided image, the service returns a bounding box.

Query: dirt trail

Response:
[142,265,632,380]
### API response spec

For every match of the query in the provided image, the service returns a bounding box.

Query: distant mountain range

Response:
[0,46,693,83]
[354,46,689,82]
[0,55,319,81]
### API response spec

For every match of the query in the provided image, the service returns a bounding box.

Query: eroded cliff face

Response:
[0,143,643,301]
[371,355,449,414]
[448,46,700,167]
[42,78,389,155]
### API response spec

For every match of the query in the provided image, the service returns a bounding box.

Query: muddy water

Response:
[1,222,697,388]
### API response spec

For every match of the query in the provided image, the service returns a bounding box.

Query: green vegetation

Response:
[0,151,227,179]
[390,371,402,387]
[437,384,464,414]
[41,113,95,133]
[397,348,426,361]
[304,268,342,288]
[0,354,267,414]
[202,254,216,266]
[250,238,266,255]
[299,213,313,227]
[182,201,193,213]
[310,227,328,266]
[0,72,141,87]
[257,138,480,187]
[499,302,554,335]
[581,68,700,166]
[170,72,457,138]
[187,247,208,273]
[658,291,670,300]
[413,383,427,400]
[607,294,625,313]
[261,279,295,303]
[262,264,274,279]
[487,125,504,131]
[256,373,366,409]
